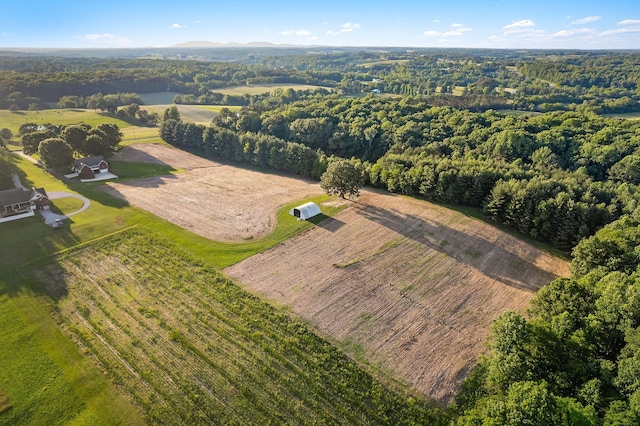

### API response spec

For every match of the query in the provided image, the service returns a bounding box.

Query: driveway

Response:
[40,192,91,225]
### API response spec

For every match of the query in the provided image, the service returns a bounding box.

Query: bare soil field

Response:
[105,144,324,241]
[225,190,570,404]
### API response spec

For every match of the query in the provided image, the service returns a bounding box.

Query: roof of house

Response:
[0,188,32,205]
[74,155,106,168]
[0,187,49,206]
[32,187,48,199]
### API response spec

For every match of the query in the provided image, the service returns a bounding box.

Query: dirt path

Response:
[225,190,570,404]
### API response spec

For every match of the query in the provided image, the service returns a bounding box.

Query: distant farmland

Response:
[211,83,331,96]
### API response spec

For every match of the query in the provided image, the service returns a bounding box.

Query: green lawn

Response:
[50,197,85,215]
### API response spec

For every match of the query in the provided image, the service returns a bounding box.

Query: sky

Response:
[1,0,640,49]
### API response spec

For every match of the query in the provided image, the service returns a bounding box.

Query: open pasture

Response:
[140,104,241,125]
[24,229,443,425]
[104,144,326,241]
[225,190,570,404]
[212,83,330,96]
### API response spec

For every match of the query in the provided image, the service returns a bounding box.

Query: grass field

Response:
[22,228,444,425]
[602,112,640,120]
[0,109,160,146]
[211,83,330,96]
[50,197,85,215]
[139,91,183,105]
[140,104,241,125]
[0,390,10,414]
[358,59,409,68]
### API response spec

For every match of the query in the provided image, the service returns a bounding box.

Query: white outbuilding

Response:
[289,202,321,220]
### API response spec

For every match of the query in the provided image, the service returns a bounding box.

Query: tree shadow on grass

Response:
[353,201,560,292]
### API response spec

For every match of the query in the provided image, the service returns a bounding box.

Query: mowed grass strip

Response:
[24,229,445,425]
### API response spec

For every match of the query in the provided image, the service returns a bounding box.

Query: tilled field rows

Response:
[225,191,570,404]
[27,229,443,425]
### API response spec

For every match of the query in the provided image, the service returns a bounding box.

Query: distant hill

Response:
[170,41,301,48]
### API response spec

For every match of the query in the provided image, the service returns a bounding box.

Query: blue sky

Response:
[2,0,639,49]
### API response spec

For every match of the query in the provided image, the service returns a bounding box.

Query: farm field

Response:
[225,190,570,404]
[0,109,161,145]
[141,104,241,125]
[23,229,444,425]
[212,83,330,96]
[104,144,326,241]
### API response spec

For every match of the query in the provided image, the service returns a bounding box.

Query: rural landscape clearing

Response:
[4,4,640,420]
[99,142,568,404]
[225,191,569,403]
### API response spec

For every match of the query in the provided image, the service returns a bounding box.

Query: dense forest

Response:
[5,47,640,424]
[160,96,640,252]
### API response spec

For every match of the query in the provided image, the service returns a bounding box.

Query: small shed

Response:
[289,202,321,220]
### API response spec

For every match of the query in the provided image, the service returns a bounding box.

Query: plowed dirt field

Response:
[105,144,324,241]
[225,190,569,404]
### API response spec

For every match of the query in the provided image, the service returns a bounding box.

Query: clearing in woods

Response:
[24,229,444,425]
[225,190,570,404]
[105,144,325,241]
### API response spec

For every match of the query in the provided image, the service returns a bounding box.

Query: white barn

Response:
[289,202,321,220]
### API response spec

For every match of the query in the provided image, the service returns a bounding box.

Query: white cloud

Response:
[171,23,185,29]
[442,26,472,37]
[601,19,640,35]
[424,23,471,38]
[551,28,595,38]
[601,26,640,35]
[280,29,312,36]
[503,19,536,34]
[340,22,361,32]
[327,21,361,36]
[79,33,131,46]
[571,16,601,25]
[617,19,640,26]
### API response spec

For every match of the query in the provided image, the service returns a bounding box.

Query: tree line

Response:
[455,212,640,424]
